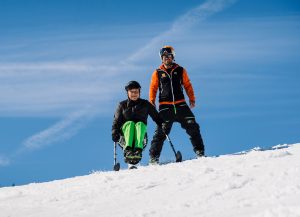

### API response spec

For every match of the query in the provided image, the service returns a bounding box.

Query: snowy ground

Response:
[1,144,300,217]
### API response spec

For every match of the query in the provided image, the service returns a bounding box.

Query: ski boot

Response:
[124,148,142,166]
[149,156,159,165]
[195,149,205,158]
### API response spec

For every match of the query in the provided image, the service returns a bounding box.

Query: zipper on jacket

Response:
[164,66,178,114]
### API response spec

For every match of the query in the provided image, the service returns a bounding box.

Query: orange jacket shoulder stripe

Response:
[149,69,159,104]
[182,68,196,102]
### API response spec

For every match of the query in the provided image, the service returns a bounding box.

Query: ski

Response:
[113,162,120,171]
[165,134,182,162]
[128,165,138,169]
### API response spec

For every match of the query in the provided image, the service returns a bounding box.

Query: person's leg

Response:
[177,103,205,156]
[181,119,205,156]
[149,121,173,162]
[126,122,147,164]
[134,122,147,150]
[149,105,175,163]
[121,121,135,150]
[122,121,144,164]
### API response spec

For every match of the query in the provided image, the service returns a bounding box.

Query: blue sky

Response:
[0,0,300,186]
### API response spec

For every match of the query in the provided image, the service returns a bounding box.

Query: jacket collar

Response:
[159,63,179,71]
[127,98,140,106]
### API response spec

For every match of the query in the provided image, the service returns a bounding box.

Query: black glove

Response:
[161,122,168,135]
[112,131,120,142]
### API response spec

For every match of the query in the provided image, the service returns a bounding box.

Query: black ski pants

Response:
[149,102,205,159]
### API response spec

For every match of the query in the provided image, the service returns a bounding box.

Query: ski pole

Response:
[113,142,120,171]
[165,134,182,162]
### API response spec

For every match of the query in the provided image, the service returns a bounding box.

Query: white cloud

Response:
[2,0,299,158]
[0,0,238,117]
[0,61,140,116]
[22,106,96,150]
[126,0,236,63]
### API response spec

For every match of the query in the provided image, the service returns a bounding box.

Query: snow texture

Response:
[1,144,300,217]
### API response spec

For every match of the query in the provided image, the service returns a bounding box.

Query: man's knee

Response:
[183,120,204,149]
[183,119,200,135]
[152,124,170,141]
[150,130,165,158]
[161,121,172,135]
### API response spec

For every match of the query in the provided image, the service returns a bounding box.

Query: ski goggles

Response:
[161,54,173,59]
[160,47,173,56]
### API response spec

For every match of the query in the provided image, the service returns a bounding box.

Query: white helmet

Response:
[159,45,176,59]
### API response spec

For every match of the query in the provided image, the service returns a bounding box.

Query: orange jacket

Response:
[149,64,195,105]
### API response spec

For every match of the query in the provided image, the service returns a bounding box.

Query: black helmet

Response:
[125,81,141,91]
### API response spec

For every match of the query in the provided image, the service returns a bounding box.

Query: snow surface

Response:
[1,144,300,217]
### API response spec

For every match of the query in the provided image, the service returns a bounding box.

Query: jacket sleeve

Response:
[147,101,163,127]
[182,68,196,102]
[149,70,159,105]
[112,103,123,135]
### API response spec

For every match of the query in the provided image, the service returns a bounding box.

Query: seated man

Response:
[117,128,148,165]
[112,81,163,165]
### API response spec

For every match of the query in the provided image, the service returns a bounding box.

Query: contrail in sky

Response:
[1,0,236,166]
[22,107,95,150]
[126,0,236,63]
[22,0,236,152]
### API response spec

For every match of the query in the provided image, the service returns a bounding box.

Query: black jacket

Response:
[112,98,162,135]
[149,63,196,104]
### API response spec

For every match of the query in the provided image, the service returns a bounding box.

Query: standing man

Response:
[149,45,205,164]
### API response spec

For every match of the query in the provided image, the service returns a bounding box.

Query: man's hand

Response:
[150,100,156,108]
[189,100,195,109]
[112,131,120,142]
[161,122,168,135]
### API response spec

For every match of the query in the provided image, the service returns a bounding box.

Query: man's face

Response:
[127,88,140,101]
[162,54,173,66]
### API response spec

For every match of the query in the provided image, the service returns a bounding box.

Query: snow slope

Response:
[1,144,300,217]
